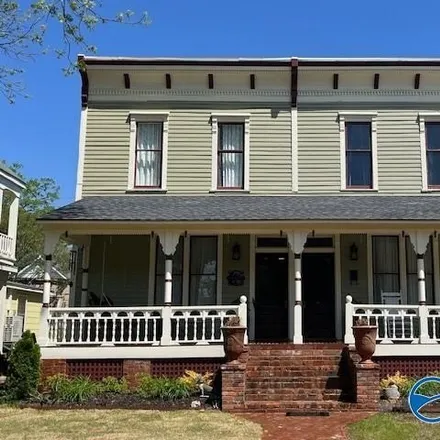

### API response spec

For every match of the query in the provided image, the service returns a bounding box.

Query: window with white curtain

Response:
[218,123,244,189]
[155,236,184,305]
[406,237,434,304]
[135,122,163,187]
[372,236,400,302]
[189,236,217,305]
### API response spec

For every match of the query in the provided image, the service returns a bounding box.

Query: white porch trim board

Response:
[75,107,88,201]
[41,345,225,359]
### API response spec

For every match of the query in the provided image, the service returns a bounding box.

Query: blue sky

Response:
[2,0,440,206]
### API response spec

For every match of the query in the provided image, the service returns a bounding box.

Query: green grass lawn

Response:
[348,413,440,440]
[0,407,262,440]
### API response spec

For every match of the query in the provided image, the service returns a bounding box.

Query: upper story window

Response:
[128,112,169,191]
[211,114,250,192]
[218,123,244,189]
[136,122,163,188]
[426,122,440,188]
[345,122,372,188]
[338,112,378,191]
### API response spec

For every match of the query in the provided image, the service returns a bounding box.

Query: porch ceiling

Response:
[39,195,440,223]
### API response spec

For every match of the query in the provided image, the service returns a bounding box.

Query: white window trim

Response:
[418,112,440,192]
[211,113,250,192]
[128,111,170,191]
[338,111,378,192]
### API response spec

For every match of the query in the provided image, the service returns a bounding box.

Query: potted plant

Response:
[221,316,247,363]
[352,317,377,363]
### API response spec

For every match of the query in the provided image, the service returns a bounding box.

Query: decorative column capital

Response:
[157,230,182,256]
[408,231,432,255]
[286,231,309,254]
[43,231,60,255]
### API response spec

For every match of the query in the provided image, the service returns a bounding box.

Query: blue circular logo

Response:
[408,376,440,424]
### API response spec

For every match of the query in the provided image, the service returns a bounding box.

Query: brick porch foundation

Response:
[123,360,151,388]
[41,359,67,379]
[221,362,246,411]
[355,362,381,410]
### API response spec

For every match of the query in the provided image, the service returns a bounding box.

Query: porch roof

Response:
[39,195,440,223]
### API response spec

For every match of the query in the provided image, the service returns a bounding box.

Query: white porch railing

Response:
[46,296,247,347]
[0,233,14,260]
[344,295,440,345]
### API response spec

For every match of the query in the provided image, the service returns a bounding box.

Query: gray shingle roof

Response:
[39,195,440,222]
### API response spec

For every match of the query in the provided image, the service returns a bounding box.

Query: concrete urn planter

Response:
[221,317,247,363]
[384,384,401,401]
[353,324,378,363]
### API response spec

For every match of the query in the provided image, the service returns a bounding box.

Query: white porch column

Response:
[38,231,59,346]
[7,195,19,260]
[408,231,431,305]
[80,238,91,307]
[157,231,182,345]
[0,271,8,354]
[287,231,308,344]
[409,231,432,344]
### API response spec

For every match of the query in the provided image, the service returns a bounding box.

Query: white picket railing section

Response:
[47,296,248,346]
[0,233,14,260]
[344,295,440,345]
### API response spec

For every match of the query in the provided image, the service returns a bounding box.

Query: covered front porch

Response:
[37,195,440,359]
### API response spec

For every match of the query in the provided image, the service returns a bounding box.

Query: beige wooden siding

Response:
[340,234,369,305]
[298,110,341,193]
[376,111,421,193]
[82,107,292,195]
[249,109,291,193]
[88,235,150,306]
[298,109,422,194]
[83,109,130,195]
[222,234,250,305]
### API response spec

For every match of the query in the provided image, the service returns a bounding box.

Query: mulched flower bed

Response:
[19,394,218,411]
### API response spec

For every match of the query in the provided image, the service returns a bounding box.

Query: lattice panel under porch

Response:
[376,357,440,378]
[66,360,124,380]
[150,358,223,378]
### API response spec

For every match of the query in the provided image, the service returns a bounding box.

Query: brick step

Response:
[246,378,342,389]
[243,400,356,411]
[248,351,343,358]
[246,367,337,378]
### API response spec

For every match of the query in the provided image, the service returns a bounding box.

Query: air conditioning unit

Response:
[4,315,24,343]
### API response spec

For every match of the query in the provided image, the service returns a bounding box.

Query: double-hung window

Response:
[128,112,169,191]
[345,122,372,188]
[135,122,163,188]
[211,114,250,191]
[218,123,244,189]
[372,236,400,302]
[425,122,440,188]
[189,236,217,305]
[339,112,378,191]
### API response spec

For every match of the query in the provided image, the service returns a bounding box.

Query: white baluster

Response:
[128,312,133,343]
[419,304,431,344]
[238,296,248,344]
[111,313,117,344]
[160,306,172,345]
[344,296,355,345]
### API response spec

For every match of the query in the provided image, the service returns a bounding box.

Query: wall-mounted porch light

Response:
[350,242,359,261]
[232,243,241,261]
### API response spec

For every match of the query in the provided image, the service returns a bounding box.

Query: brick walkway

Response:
[238,412,373,440]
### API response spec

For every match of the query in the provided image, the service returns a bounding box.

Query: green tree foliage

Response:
[5,330,41,400]
[1,162,68,271]
[0,1,149,102]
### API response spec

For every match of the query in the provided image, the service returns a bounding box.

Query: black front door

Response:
[255,253,289,341]
[302,253,335,341]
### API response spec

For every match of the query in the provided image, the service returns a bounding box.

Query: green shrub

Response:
[45,374,99,403]
[99,376,129,394]
[137,375,192,400]
[5,331,41,400]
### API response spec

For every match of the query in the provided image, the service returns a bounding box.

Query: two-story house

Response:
[0,163,25,353]
[38,57,440,404]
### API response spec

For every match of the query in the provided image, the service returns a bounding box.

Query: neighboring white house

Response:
[0,163,26,354]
